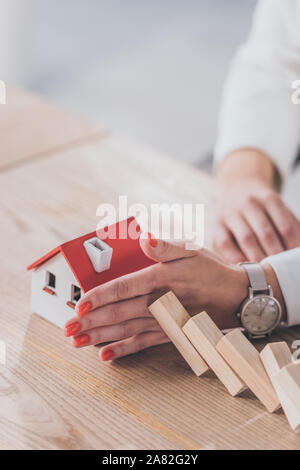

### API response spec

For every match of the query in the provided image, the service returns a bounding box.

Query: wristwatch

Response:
[238,262,282,339]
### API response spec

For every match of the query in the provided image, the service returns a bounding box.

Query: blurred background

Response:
[0,0,257,167]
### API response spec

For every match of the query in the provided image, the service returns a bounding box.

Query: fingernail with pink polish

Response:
[78,301,92,318]
[147,232,157,248]
[74,334,90,348]
[65,322,81,337]
[101,349,114,361]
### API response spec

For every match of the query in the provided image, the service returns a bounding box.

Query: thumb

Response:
[139,232,198,263]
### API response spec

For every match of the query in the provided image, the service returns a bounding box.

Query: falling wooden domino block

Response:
[182,312,246,396]
[260,342,292,374]
[149,291,208,376]
[216,329,280,412]
[275,361,300,432]
[260,342,300,431]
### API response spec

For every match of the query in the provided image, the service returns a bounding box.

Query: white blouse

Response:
[214,0,300,326]
[262,249,300,326]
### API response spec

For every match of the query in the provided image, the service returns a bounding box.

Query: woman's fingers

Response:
[65,293,160,337]
[226,214,265,262]
[214,223,246,263]
[243,199,284,255]
[140,232,198,263]
[263,193,300,250]
[76,264,159,316]
[76,233,198,316]
[72,317,161,348]
[99,331,170,361]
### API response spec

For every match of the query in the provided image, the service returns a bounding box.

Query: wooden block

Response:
[260,342,292,377]
[275,361,300,432]
[260,342,299,431]
[149,292,208,376]
[216,329,280,412]
[182,312,246,396]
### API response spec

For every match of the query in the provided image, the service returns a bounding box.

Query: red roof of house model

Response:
[27,217,156,293]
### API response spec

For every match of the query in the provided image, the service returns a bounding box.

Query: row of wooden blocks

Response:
[149,291,300,432]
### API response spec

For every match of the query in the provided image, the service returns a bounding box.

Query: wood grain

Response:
[0,87,105,171]
[1,89,300,449]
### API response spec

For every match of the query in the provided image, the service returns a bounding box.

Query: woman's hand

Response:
[214,180,300,263]
[64,235,248,360]
[214,149,300,263]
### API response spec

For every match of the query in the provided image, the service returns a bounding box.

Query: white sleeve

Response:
[214,0,300,180]
[262,248,300,326]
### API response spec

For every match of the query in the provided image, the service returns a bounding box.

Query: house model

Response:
[27,218,155,327]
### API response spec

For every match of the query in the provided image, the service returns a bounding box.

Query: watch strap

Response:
[239,262,268,292]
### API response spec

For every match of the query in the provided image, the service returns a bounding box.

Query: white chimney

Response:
[84,237,113,273]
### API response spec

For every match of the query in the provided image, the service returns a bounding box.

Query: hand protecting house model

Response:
[27,218,155,327]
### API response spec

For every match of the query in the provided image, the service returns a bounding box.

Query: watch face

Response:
[241,295,281,336]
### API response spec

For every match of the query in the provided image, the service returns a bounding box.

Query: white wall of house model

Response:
[30,237,113,328]
[30,254,82,328]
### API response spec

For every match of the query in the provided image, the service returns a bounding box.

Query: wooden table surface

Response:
[1,88,300,450]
